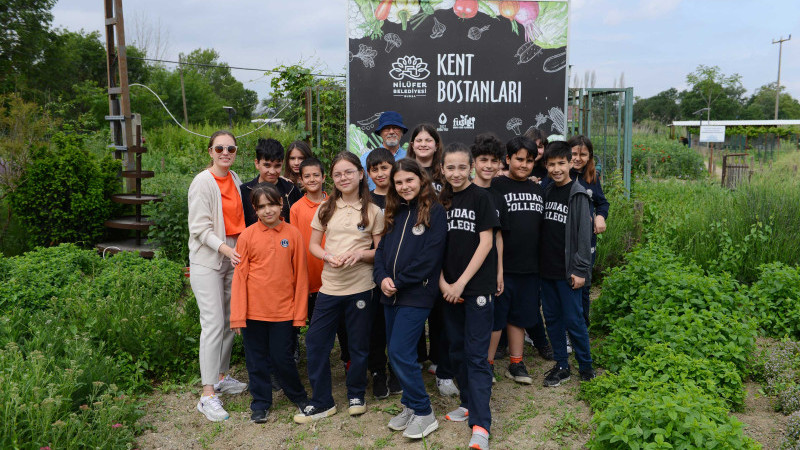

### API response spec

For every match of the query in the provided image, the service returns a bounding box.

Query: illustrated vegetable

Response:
[506,117,523,135]
[534,1,568,49]
[514,40,542,64]
[375,0,393,21]
[350,0,385,40]
[384,33,402,52]
[430,17,446,38]
[542,51,567,73]
[499,1,519,18]
[349,44,378,68]
[548,107,565,134]
[514,1,541,42]
[467,25,490,40]
[388,0,420,30]
[453,0,479,19]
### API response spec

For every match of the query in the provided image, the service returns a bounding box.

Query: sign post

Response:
[346,1,570,154]
[699,125,725,175]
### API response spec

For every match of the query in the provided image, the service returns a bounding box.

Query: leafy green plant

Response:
[581,344,745,412]
[782,411,800,449]
[749,262,800,339]
[7,131,120,248]
[587,384,760,449]
[763,340,800,415]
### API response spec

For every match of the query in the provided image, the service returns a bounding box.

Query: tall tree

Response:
[0,0,57,93]
[680,65,745,120]
[742,82,800,120]
[633,88,681,124]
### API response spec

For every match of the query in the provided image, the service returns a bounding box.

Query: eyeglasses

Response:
[212,145,238,153]
[332,169,358,180]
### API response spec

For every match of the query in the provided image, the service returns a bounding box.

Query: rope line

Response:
[128,56,346,78]
[129,83,291,139]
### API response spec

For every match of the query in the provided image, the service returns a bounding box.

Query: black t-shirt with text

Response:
[489,176,544,274]
[443,183,499,296]
[424,165,444,195]
[540,180,573,279]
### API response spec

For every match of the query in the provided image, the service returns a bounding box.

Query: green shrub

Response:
[749,263,800,339]
[581,344,745,412]
[593,169,643,279]
[8,132,121,248]
[763,340,800,415]
[0,244,101,312]
[143,173,191,264]
[587,384,760,449]
[595,304,757,374]
[782,411,800,449]
[631,136,705,179]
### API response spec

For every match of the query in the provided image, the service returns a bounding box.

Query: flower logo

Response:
[389,56,431,81]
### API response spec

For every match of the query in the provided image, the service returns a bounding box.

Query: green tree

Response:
[742,82,800,120]
[634,88,681,123]
[680,65,745,120]
[0,0,57,93]
[183,49,258,120]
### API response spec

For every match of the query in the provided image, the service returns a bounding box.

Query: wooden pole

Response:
[179,54,188,126]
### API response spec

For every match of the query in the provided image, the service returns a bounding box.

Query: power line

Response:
[128,56,345,78]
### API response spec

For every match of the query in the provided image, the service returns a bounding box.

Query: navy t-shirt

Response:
[370,191,386,211]
[489,176,544,274]
[443,183,499,296]
[540,180,573,280]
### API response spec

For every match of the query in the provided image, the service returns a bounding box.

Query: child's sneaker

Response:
[293,404,337,423]
[372,371,389,399]
[250,409,268,423]
[388,405,414,430]
[214,375,247,395]
[348,398,367,416]
[196,394,229,422]
[543,364,571,387]
[536,344,554,361]
[469,425,490,449]
[505,362,533,385]
[402,411,439,439]
[427,363,438,375]
[579,368,596,382]
[445,406,469,422]
[436,377,460,396]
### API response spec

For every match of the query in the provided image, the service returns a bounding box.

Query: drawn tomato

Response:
[375,0,393,21]
[453,0,479,19]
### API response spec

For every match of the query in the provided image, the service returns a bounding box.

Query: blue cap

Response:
[374,111,408,135]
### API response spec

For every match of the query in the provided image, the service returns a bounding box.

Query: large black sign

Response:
[347,0,569,154]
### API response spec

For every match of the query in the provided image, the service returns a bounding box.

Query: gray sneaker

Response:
[196,394,229,422]
[469,429,490,449]
[214,375,247,395]
[387,406,414,431]
[402,411,439,439]
[445,406,469,422]
[436,377,460,396]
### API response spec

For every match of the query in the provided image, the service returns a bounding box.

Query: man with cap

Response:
[360,111,408,190]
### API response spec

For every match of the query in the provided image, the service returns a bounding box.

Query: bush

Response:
[593,169,643,279]
[749,263,800,339]
[631,136,705,179]
[8,132,121,248]
[595,304,757,374]
[143,173,191,264]
[782,411,800,450]
[763,340,800,415]
[587,384,760,449]
[581,344,745,412]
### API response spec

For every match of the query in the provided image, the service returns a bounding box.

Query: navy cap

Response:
[374,111,408,135]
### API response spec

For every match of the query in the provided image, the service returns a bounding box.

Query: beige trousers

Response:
[190,236,237,386]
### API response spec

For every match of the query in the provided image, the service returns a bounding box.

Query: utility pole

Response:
[179,53,188,125]
[772,35,791,120]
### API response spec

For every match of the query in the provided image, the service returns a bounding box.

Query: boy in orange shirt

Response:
[231,183,310,423]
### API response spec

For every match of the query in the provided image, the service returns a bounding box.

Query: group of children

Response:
[208,127,609,450]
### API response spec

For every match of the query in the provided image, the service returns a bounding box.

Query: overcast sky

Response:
[53,0,800,103]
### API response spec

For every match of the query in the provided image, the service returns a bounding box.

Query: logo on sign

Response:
[452,114,476,130]
[437,113,449,132]
[390,56,429,98]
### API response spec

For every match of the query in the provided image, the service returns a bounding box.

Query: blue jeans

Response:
[540,279,593,372]
[242,320,308,411]
[442,294,494,432]
[305,290,373,409]
[385,304,432,415]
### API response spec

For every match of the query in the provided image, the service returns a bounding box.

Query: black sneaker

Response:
[543,364,571,387]
[505,362,533,385]
[250,409,269,423]
[372,371,389,399]
[293,404,337,424]
[270,372,282,392]
[579,368,596,382]
[388,371,403,395]
[296,400,310,414]
[536,344,554,361]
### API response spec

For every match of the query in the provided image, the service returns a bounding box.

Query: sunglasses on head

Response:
[212,145,237,153]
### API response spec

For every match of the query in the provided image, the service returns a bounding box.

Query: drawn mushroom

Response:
[506,117,523,135]
[467,25,490,40]
[384,33,402,53]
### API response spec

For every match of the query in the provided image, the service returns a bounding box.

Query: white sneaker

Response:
[436,377,460,396]
[427,363,438,375]
[214,375,248,395]
[197,395,229,422]
[524,331,534,346]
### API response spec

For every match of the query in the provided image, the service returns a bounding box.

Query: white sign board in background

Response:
[699,125,726,143]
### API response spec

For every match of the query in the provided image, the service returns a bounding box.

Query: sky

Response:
[52,0,800,104]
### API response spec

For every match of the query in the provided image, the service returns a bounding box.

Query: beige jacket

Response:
[188,169,243,269]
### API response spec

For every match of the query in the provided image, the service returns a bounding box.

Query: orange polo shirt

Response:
[211,171,245,236]
[230,220,308,328]
[289,193,327,294]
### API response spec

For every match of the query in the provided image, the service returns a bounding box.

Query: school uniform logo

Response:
[357,224,366,231]
[280,239,289,248]
[412,224,426,235]
[356,300,367,309]
[477,296,488,307]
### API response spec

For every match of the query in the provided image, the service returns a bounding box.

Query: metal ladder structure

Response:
[96,0,161,258]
